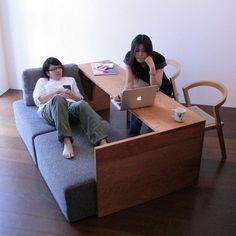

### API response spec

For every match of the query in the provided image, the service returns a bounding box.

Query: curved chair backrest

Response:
[165,59,181,102]
[183,80,228,117]
[182,80,228,160]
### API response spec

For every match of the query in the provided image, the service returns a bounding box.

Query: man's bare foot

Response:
[63,137,74,159]
[99,138,108,146]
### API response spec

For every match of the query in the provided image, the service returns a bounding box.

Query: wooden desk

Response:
[79,61,125,97]
[78,62,202,133]
[78,62,125,111]
[78,61,205,217]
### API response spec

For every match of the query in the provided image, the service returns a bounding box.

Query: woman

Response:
[122,34,173,137]
[33,57,108,159]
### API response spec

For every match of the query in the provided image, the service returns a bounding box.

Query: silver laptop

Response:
[111,85,158,111]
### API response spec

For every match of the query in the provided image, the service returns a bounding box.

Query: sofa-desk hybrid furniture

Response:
[13,62,205,222]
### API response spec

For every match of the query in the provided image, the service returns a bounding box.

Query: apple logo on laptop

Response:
[137,96,142,101]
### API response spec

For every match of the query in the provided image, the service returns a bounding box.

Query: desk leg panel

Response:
[95,122,205,217]
[79,70,110,111]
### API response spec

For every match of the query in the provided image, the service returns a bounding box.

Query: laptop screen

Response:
[111,85,158,111]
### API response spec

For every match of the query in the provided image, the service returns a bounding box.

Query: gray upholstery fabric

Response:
[22,63,86,106]
[35,130,96,222]
[35,120,122,222]
[13,100,56,164]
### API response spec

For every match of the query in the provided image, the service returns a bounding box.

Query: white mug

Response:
[172,107,186,122]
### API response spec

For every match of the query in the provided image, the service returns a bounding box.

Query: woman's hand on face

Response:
[145,56,155,69]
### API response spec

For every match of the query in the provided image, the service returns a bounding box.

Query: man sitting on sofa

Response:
[33,57,108,159]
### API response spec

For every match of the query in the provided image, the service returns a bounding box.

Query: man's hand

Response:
[58,88,72,99]
[58,89,82,101]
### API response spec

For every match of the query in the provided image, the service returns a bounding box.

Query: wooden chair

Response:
[182,80,228,160]
[165,59,181,102]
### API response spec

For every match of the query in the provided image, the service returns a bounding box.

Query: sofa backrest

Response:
[22,63,86,106]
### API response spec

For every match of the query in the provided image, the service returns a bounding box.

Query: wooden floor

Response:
[0,89,236,236]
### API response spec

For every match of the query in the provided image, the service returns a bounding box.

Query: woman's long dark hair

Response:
[128,34,153,78]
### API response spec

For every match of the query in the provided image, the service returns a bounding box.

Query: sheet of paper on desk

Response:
[91,63,117,75]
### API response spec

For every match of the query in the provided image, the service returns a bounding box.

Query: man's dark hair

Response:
[42,57,64,78]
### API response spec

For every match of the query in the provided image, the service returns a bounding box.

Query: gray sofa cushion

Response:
[13,100,56,164]
[35,120,122,222]
[22,63,86,106]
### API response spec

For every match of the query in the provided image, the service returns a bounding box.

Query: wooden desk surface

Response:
[78,62,125,97]
[131,92,204,132]
[78,62,204,132]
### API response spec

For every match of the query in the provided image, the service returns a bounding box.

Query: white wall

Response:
[0,0,9,95]
[0,25,8,95]
[1,0,236,107]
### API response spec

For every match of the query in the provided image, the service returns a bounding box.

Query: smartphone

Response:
[63,85,71,90]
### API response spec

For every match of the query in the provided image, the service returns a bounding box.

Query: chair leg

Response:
[216,125,227,160]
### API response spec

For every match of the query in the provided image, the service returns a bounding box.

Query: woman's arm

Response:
[145,56,163,89]
[124,65,134,90]
[114,65,134,101]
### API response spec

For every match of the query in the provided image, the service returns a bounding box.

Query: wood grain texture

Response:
[96,123,205,217]
[79,69,110,111]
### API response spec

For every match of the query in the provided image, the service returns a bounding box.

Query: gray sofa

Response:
[13,64,122,222]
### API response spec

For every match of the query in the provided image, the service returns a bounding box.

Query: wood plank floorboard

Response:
[0,89,236,236]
